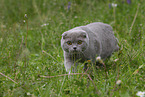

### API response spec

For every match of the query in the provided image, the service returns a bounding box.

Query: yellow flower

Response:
[87,60,91,62]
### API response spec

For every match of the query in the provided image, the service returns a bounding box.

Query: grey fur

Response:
[61,22,119,73]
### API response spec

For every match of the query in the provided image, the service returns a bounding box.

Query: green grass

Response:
[0,0,145,96]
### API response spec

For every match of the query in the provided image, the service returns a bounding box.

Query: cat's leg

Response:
[64,59,79,74]
[73,62,78,73]
[64,58,74,74]
[63,52,74,73]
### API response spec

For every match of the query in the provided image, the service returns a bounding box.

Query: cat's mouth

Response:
[70,50,81,54]
[72,50,78,53]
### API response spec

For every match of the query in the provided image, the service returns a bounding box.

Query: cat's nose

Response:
[73,46,77,50]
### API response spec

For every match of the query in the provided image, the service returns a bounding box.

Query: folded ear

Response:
[62,32,67,39]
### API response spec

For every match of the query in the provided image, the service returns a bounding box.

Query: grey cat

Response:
[61,22,119,73]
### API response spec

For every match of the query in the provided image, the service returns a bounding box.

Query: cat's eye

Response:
[67,41,72,45]
[77,40,82,45]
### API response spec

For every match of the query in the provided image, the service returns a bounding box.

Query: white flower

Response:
[112,3,117,7]
[96,56,101,60]
[74,16,78,18]
[24,14,27,18]
[114,59,119,62]
[27,92,31,95]
[41,23,49,27]
[136,91,145,97]
[116,80,121,85]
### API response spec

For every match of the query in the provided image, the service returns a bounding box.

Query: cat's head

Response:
[61,30,89,54]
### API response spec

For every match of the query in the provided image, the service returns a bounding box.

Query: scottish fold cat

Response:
[61,22,119,73]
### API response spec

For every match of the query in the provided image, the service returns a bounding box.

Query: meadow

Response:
[0,0,145,96]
